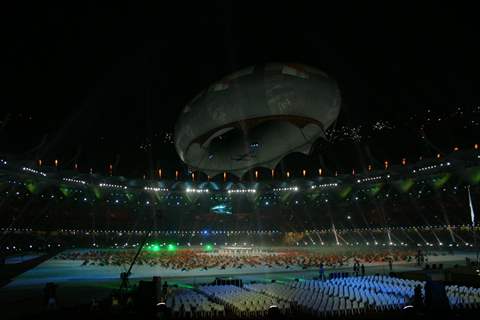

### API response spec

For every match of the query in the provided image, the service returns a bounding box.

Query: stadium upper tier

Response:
[0,148,479,231]
[0,148,478,200]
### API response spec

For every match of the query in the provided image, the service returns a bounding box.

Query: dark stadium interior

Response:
[1,2,480,320]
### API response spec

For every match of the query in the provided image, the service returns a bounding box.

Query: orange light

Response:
[223,171,227,182]
[38,159,42,167]
[175,170,179,180]
[436,153,441,159]
[368,164,372,171]
[454,146,459,151]
[401,158,406,165]
[475,144,478,150]
[208,175,211,181]
[384,160,388,169]
[54,159,58,167]
[286,171,290,178]
[271,169,275,178]
[318,168,322,176]
[191,172,195,181]
[255,170,259,179]
[158,169,162,178]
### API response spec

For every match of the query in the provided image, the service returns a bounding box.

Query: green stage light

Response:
[399,178,414,192]
[467,167,480,184]
[92,186,102,199]
[26,181,37,194]
[369,183,382,196]
[59,186,70,197]
[433,173,450,189]
[146,244,160,252]
[204,244,213,252]
[339,186,352,199]
[167,244,176,252]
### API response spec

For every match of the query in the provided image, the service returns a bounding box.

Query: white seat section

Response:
[167,288,225,318]
[446,285,480,310]
[197,284,290,317]
[245,275,426,316]
[165,277,478,318]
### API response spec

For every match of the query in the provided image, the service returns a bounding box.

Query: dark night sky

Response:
[1,2,479,179]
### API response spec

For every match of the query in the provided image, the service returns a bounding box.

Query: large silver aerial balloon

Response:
[175,63,341,177]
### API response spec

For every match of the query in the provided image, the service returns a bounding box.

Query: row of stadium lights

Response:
[413,162,451,173]
[2,241,474,251]
[227,189,257,194]
[186,188,210,193]
[99,183,127,190]
[5,225,476,235]
[22,167,46,177]
[1,184,468,205]
[356,174,390,183]
[144,186,169,192]
[14,173,456,199]
[62,177,86,185]
[29,144,478,180]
